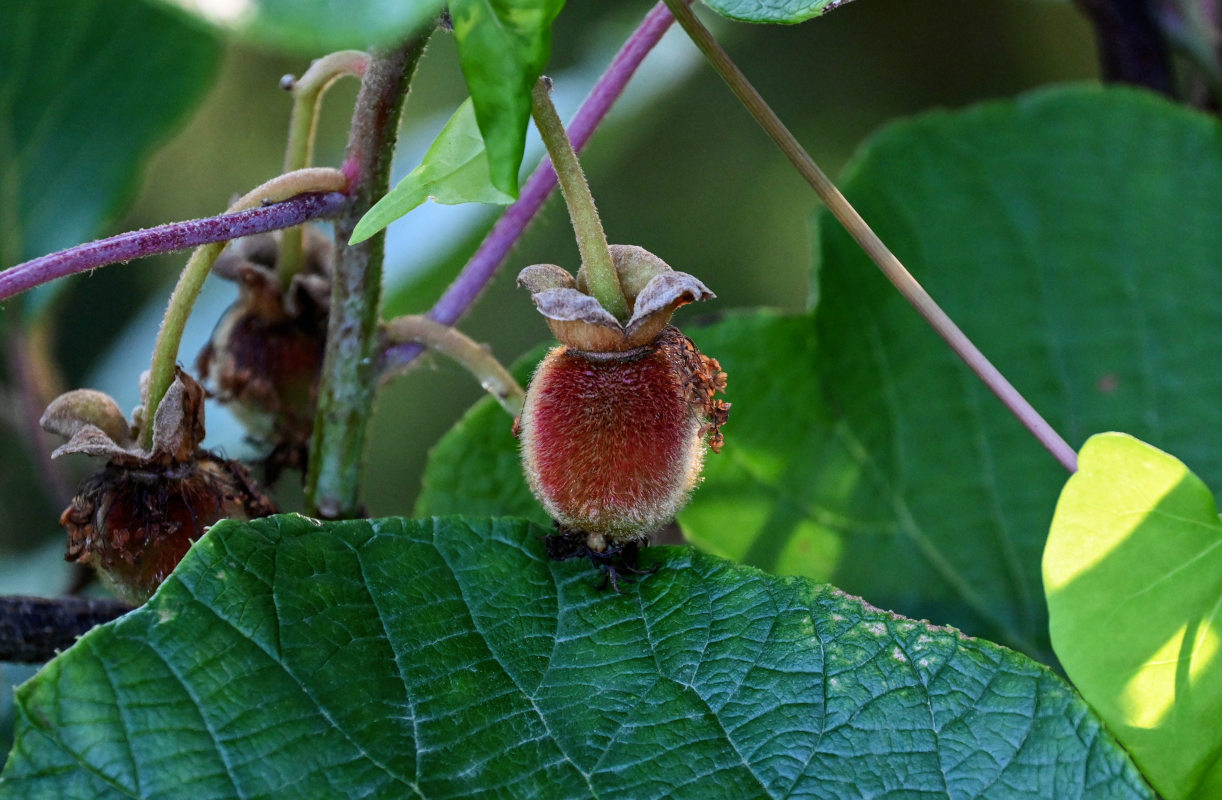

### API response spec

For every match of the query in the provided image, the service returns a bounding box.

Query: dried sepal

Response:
[41,369,206,466]
[625,271,715,344]
[517,263,577,293]
[518,245,714,352]
[40,389,134,459]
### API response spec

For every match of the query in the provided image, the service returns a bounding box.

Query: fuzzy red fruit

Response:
[520,328,704,546]
[517,246,728,576]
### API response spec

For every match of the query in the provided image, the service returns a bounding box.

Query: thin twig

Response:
[380,0,684,373]
[0,192,347,303]
[280,50,371,284]
[382,316,525,415]
[663,0,1079,473]
[0,595,133,663]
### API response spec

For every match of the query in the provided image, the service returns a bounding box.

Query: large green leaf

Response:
[449,0,565,196]
[704,0,858,24]
[0,0,219,266]
[415,86,1222,662]
[1046,433,1222,800]
[151,0,442,54]
[350,99,514,245]
[804,84,1222,657]
[0,514,1150,798]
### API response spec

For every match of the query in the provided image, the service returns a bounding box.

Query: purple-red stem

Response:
[380,0,682,373]
[0,192,347,304]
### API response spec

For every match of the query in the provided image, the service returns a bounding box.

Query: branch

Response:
[0,595,133,663]
[380,0,683,373]
[662,0,1079,474]
[0,192,347,304]
[306,32,431,520]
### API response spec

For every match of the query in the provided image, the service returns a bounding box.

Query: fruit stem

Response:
[141,167,347,449]
[307,33,430,519]
[381,316,524,415]
[529,77,630,322]
[279,50,371,286]
[380,0,679,375]
[663,0,1079,474]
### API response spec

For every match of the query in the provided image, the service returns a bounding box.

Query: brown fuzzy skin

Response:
[519,327,706,547]
[60,455,274,603]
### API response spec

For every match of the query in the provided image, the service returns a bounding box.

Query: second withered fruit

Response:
[41,369,275,603]
[516,245,729,588]
[196,230,331,477]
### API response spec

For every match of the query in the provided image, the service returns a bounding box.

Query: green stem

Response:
[141,168,347,448]
[381,316,524,415]
[663,0,1078,474]
[306,33,431,519]
[530,77,630,322]
[280,50,370,286]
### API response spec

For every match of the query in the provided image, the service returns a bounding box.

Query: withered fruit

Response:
[41,369,275,603]
[516,245,729,589]
[196,230,331,478]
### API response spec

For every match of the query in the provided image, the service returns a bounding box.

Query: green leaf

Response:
[804,84,1222,657]
[0,0,219,266]
[1046,433,1222,800]
[151,0,443,54]
[450,0,565,197]
[416,86,1222,663]
[1,514,1151,798]
[351,99,514,245]
[703,0,858,24]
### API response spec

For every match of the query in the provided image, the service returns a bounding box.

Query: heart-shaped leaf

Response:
[1046,433,1222,800]
[1,515,1150,798]
[350,99,514,245]
[449,0,565,196]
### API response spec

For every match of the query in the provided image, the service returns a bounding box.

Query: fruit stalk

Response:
[529,77,629,321]
[381,316,524,414]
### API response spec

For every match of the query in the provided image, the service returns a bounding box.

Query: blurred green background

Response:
[1,0,1096,597]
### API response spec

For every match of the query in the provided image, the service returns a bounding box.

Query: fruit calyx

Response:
[518,244,713,352]
[41,369,276,602]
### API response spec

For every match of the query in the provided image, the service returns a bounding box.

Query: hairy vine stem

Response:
[0,192,347,303]
[662,0,1079,473]
[0,595,132,663]
[307,33,431,519]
